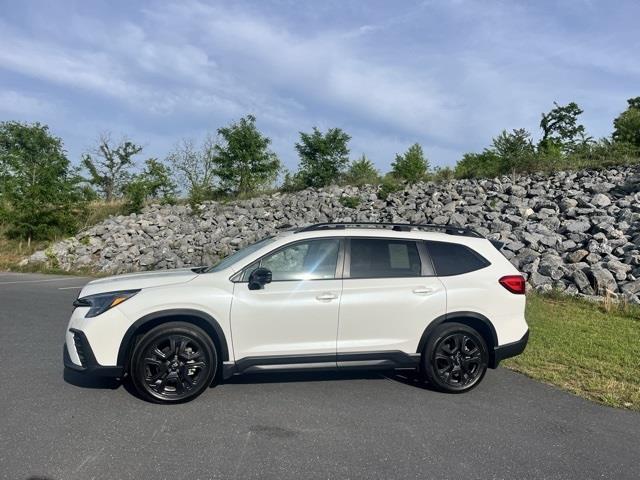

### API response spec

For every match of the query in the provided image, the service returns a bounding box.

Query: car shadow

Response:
[63,367,121,390]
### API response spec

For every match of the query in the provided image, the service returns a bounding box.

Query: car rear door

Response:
[337,237,446,365]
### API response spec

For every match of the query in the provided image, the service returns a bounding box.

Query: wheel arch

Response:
[117,308,230,371]
[417,311,499,368]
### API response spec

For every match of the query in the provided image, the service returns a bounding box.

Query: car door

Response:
[230,237,344,366]
[337,237,446,364]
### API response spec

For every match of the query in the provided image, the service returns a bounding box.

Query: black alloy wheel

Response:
[130,322,217,403]
[423,322,488,393]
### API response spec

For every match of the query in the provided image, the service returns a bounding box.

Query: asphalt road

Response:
[1,272,639,480]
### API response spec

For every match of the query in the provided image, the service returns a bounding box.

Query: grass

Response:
[505,292,640,411]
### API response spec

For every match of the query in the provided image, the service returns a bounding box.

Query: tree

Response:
[167,136,218,204]
[491,128,536,173]
[213,115,280,196]
[391,143,429,182]
[0,121,85,242]
[454,150,502,179]
[344,155,380,186]
[82,134,142,201]
[539,102,590,154]
[124,158,177,213]
[295,127,351,188]
[613,97,640,149]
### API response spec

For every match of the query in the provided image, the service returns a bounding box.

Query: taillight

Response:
[499,275,526,294]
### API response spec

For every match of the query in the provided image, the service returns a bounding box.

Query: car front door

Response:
[230,238,344,368]
[337,237,446,365]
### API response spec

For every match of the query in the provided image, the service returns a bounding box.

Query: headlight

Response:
[73,290,140,318]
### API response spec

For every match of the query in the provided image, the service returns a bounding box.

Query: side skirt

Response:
[224,351,421,379]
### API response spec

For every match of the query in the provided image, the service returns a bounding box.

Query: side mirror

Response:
[248,267,272,290]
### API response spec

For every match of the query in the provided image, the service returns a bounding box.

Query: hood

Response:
[79,268,199,297]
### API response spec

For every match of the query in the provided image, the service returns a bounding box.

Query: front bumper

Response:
[63,329,124,378]
[490,329,529,368]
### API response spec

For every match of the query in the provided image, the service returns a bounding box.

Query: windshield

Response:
[203,236,276,273]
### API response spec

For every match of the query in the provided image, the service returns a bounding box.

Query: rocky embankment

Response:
[28,166,640,302]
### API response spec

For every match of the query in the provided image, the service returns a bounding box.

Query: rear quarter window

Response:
[425,241,490,276]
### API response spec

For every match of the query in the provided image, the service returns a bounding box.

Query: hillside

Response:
[27,165,640,303]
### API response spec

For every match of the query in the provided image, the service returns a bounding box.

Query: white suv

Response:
[64,222,529,403]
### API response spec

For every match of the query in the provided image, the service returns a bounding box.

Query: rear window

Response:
[425,241,490,276]
[350,239,421,278]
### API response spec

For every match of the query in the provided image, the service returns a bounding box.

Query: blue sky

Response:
[0,0,638,173]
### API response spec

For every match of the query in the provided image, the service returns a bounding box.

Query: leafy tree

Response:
[213,115,280,196]
[391,143,429,182]
[295,127,351,188]
[344,155,380,185]
[124,159,177,213]
[454,150,502,179]
[0,121,85,242]
[539,102,590,154]
[82,134,142,201]
[167,137,218,204]
[491,128,536,173]
[613,97,640,149]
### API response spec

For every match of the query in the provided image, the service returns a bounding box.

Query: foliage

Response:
[391,143,429,182]
[505,292,640,411]
[213,115,281,196]
[377,174,402,200]
[167,137,218,205]
[123,159,176,214]
[491,128,536,173]
[339,195,361,208]
[613,97,640,148]
[343,155,380,186]
[454,150,503,179]
[82,134,142,202]
[430,166,455,183]
[295,127,351,188]
[539,102,591,155]
[0,121,86,241]
[280,169,306,193]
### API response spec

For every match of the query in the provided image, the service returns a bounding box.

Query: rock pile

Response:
[28,166,640,302]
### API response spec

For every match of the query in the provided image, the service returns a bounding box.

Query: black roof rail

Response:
[295,222,484,238]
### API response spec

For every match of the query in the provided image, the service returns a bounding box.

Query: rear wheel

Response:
[129,322,217,403]
[423,322,488,393]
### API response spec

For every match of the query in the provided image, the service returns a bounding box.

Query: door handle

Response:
[412,287,435,295]
[316,293,338,301]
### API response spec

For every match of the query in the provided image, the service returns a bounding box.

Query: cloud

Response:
[0,0,638,168]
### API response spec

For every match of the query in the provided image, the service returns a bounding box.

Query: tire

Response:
[129,321,218,403]
[422,322,488,393]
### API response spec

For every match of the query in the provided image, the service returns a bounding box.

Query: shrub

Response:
[339,196,361,208]
[391,143,429,183]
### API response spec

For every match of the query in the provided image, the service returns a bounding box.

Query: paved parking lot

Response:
[1,272,639,479]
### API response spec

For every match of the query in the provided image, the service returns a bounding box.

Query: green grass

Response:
[505,293,640,411]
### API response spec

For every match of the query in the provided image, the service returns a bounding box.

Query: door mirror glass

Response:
[248,267,272,290]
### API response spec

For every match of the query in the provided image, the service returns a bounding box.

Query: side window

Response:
[425,241,490,276]
[257,239,340,281]
[349,239,421,278]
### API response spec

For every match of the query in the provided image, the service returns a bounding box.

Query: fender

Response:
[416,311,499,358]
[116,308,230,368]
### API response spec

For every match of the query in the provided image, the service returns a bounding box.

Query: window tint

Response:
[425,241,490,276]
[258,239,340,281]
[349,239,421,278]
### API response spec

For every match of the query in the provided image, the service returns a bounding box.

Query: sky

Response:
[0,0,638,173]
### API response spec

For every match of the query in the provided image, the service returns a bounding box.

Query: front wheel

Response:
[422,322,488,393]
[129,322,218,403]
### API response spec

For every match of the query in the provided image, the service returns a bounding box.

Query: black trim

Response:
[296,222,484,238]
[232,351,421,375]
[116,308,230,368]
[416,311,499,355]
[63,331,124,378]
[492,330,529,368]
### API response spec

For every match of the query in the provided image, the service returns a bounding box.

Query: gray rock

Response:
[591,193,611,208]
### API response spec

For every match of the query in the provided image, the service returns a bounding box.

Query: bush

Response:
[391,143,429,183]
[377,175,402,200]
[343,155,380,186]
[339,196,361,208]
